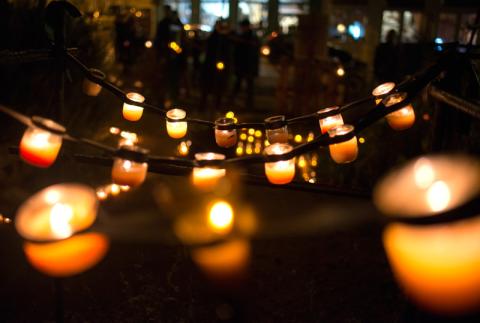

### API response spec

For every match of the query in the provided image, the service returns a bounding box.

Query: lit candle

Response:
[207,200,234,235]
[192,153,226,190]
[23,232,109,277]
[328,125,358,164]
[82,68,105,97]
[317,106,344,134]
[265,115,289,144]
[15,183,98,242]
[383,219,480,314]
[382,92,415,131]
[191,238,250,280]
[19,117,65,168]
[166,108,188,139]
[111,146,149,187]
[122,92,145,122]
[264,143,295,185]
[215,117,237,148]
[372,82,395,105]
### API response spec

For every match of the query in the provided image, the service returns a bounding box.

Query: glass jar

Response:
[265,115,288,144]
[215,117,237,148]
[264,143,295,185]
[166,108,188,138]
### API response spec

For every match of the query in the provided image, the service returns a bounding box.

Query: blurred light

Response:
[96,188,107,200]
[359,137,365,144]
[336,23,346,33]
[110,184,121,196]
[297,156,306,168]
[187,31,195,38]
[240,133,247,141]
[49,203,73,239]
[271,31,278,38]
[247,136,254,143]
[423,113,431,121]
[236,146,244,156]
[336,67,345,77]
[254,130,262,138]
[414,158,435,189]
[144,40,153,48]
[225,111,235,119]
[254,145,261,154]
[246,144,253,155]
[294,134,302,143]
[184,24,191,31]
[109,127,121,135]
[169,42,182,54]
[178,141,189,156]
[248,128,255,135]
[426,181,451,212]
[208,201,234,234]
[134,80,143,88]
[261,45,271,56]
[264,140,270,146]
[216,61,225,71]
[135,11,142,18]
[348,21,365,40]
[93,11,100,19]
[434,37,444,44]
[307,132,314,142]
[120,185,130,192]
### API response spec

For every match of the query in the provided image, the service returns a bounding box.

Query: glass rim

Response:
[126,92,145,103]
[372,82,396,96]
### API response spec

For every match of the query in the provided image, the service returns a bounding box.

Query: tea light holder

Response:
[15,183,98,242]
[82,68,105,97]
[327,125,358,164]
[166,108,188,139]
[193,153,226,190]
[122,92,145,122]
[382,92,415,131]
[264,115,288,144]
[372,82,395,104]
[264,143,295,185]
[316,106,344,134]
[215,117,237,148]
[111,145,149,187]
[19,116,66,168]
[374,155,480,314]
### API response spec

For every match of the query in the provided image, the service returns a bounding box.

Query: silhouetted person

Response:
[374,29,400,83]
[115,11,135,73]
[230,19,259,109]
[200,20,233,113]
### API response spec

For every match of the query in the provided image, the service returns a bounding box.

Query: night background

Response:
[0,0,479,322]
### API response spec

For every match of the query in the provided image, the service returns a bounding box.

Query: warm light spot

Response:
[254,130,262,138]
[297,156,306,168]
[135,11,142,18]
[307,132,314,142]
[184,24,191,31]
[109,127,121,135]
[50,203,73,239]
[93,11,100,19]
[208,201,234,234]
[311,157,318,167]
[178,141,189,156]
[271,31,278,38]
[337,23,346,33]
[294,134,302,143]
[120,131,138,142]
[236,147,244,156]
[414,158,435,189]
[120,185,130,192]
[264,140,270,146]
[261,45,271,56]
[246,144,253,155]
[336,67,345,77]
[134,80,144,88]
[169,42,182,54]
[426,181,451,212]
[225,111,234,119]
[216,61,225,71]
[96,188,107,200]
[144,40,153,48]
[247,136,254,143]
[359,137,365,144]
[110,184,121,196]
[45,190,60,204]
[248,128,255,135]
[254,146,261,154]
[423,113,431,121]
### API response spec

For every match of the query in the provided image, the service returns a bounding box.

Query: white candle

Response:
[215,118,237,148]
[264,143,295,185]
[192,153,226,190]
[372,82,395,105]
[122,92,145,122]
[317,106,344,134]
[166,108,188,139]
[328,125,358,164]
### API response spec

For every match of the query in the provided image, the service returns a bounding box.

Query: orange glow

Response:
[208,201,234,234]
[216,61,225,71]
[122,92,145,122]
[20,127,62,168]
[260,45,271,56]
[383,219,480,314]
[24,233,109,277]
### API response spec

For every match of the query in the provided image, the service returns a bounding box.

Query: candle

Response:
[191,238,250,280]
[264,143,295,185]
[214,117,237,148]
[383,219,480,314]
[82,68,105,97]
[122,92,145,122]
[192,153,226,190]
[372,82,395,104]
[15,183,98,242]
[317,106,344,134]
[19,117,65,168]
[166,108,188,139]
[328,125,358,164]
[265,115,289,144]
[208,200,234,235]
[23,232,109,277]
[382,92,415,130]
[111,146,149,187]
[374,155,480,218]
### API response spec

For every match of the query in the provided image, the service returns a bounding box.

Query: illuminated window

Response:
[238,0,268,26]
[279,0,309,34]
[401,11,422,43]
[381,10,401,43]
[201,0,229,29]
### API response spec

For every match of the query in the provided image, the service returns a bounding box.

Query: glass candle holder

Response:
[215,117,237,148]
[328,124,358,164]
[317,106,344,134]
[111,146,149,187]
[166,108,188,138]
[372,82,395,104]
[15,183,98,242]
[383,92,415,131]
[122,92,145,121]
[265,115,288,144]
[82,68,105,97]
[192,153,226,190]
[264,143,295,185]
[19,116,65,168]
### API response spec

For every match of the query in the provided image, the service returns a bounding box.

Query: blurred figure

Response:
[115,10,135,73]
[200,19,233,114]
[230,19,260,109]
[374,29,400,83]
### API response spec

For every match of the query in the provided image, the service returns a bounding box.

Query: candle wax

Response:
[329,137,358,164]
[19,131,61,168]
[122,104,144,121]
[265,160,295,184]
[167,121,188,139]
[386,104,415,130]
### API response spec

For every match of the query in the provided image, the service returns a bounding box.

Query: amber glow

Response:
[20,127,63,168]
[260,45,271,56]
[122,92,145,122]
[372,82,395,104]
[49,203,74,239]
[336,67,345,77]
[169,42,182,54]
[112,159,148,187]
[383,219,480,314]
[208,201,234,234]
[264,143,295,185]
[216,61,225,70]
[328,125,358,164]
[192,153,226,190]
[166,109,188,138]
[24,233,109,277]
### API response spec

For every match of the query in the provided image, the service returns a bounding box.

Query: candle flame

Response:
[426,181,451,212]
[30,132,50,148]
[50,203,74,239]
[414,158,436,189]
[208,201,234,234]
